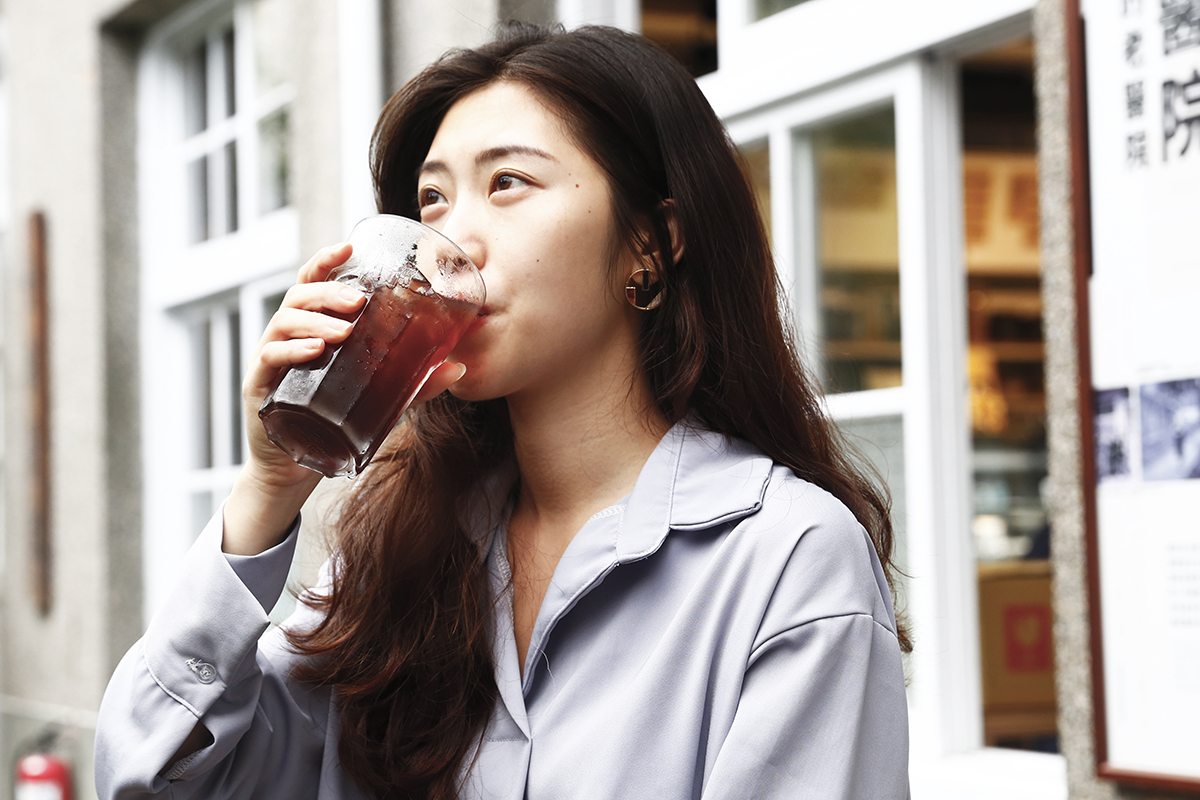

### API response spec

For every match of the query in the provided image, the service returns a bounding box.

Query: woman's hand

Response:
[240,243,362,486]
[224,243,466,555]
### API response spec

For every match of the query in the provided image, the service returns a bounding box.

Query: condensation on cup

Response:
[259,215,486,478]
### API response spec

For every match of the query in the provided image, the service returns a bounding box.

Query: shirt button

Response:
[186,658,218,684]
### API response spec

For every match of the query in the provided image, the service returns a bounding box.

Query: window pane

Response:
[756,0,814,21]
[222,26,237,118]
[191,318,213,469]
[253,0,294,95]
[224,140,239,234]
[229,309,244,464]
[961,61,1047,566]
[190,491,214,540]
[183,39,208,136]
[812,107,900,393]
[961,44,1057,752]
[188,155,210,244]
[839,414,908,575]
[258,107,291,214]
[740,140,771,241]
[262,290,286,322]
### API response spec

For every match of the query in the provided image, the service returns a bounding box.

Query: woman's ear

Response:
[636,200,686,271]
[659,199,685,266]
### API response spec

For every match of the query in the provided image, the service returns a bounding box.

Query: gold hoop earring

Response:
[626,268,664,310]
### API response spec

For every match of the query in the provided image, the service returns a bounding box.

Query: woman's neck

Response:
[505,355,669,544]
[501,342,668,676]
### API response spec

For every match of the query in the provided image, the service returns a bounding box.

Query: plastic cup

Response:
[259,215,485,477]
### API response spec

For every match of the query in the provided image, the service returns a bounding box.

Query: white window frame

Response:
[138,0,301,621]
[709,5,1068,797]
[337,0,384,232]
[707,0,1036,118]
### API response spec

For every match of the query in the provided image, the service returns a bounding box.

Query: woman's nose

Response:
[438,206,486,270]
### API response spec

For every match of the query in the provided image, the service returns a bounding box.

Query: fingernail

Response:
[452,363,467,381]
[339,285,364,302]
[306,338,323,349]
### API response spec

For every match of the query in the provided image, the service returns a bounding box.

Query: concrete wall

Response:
[3,1,115,796]
[1035,1,1198,798]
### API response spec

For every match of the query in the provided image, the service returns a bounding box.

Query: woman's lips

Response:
[464,308,491,336]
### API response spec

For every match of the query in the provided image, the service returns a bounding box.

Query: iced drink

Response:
[258,216,484,478]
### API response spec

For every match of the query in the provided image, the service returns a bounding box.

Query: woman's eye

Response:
[491,173,528,193]
[418,187,446,208]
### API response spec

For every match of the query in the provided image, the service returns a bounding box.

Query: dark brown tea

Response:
[259,282,477,477]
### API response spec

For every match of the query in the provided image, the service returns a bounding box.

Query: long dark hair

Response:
[289,22,908,800]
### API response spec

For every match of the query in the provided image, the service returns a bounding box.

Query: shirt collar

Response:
[616,419,773,563]
[464,418,774,562]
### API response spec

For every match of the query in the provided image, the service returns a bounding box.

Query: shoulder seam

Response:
[749,612,899,662]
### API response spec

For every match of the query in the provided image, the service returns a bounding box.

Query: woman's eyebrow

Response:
[474,145,558,165]
[417,145,558,178]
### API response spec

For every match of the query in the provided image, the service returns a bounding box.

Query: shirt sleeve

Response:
[94,508,333,800]
[701,481,911,800]
[701,613,910,799]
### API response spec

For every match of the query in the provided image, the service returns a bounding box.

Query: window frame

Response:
[137,0,301,620]
[705,0,1036,119]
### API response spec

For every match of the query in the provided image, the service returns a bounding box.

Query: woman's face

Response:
[417,81,641,404]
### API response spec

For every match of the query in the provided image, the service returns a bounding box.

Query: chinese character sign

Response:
[1082,0,1200,787]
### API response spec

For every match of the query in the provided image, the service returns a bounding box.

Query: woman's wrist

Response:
[222,462,322,555]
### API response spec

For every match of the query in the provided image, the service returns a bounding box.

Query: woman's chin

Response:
[447,374,501,403]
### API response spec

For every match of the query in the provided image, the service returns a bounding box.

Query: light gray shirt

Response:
[96,422,910,799]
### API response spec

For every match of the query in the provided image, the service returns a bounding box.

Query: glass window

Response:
[961,39,1057,754]
[740,139,771,239]
[171,279,287,541]
[840,413,908,575]
[176,3,293,247]
[181,298,244,538]
[258,107,290,214]
[141,0,300,575]
[810,107,901,394]
[253,0,294,93]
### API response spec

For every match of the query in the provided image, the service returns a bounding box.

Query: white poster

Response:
[1082,0,1200,785]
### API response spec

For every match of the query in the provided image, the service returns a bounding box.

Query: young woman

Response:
[97,22,911,800]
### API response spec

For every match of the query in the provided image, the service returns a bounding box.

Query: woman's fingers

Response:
[262,305,357,346]
[257,337,325,370]
[234,242,361,493]
[244,290,365,404]
[280,278,366,316]
[412,361,468,406]
[297,242,352,284]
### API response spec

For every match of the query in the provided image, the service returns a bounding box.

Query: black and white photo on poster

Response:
[1095,388,1133,480]
[1161,0,1200,55]
[1140,378,1200,480]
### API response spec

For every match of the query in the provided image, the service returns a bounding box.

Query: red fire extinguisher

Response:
[15,752,72,800]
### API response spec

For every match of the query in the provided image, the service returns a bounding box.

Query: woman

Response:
[96,22,910,800]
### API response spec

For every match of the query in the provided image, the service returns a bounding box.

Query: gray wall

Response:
[2,2,128,797]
